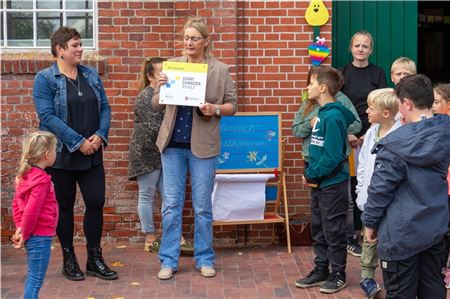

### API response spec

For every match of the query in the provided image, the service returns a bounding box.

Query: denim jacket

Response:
[33,63,111,153]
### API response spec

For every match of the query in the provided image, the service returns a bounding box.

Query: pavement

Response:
[0,242,438,299]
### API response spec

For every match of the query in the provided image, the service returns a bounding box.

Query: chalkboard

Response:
[217,112,282,172]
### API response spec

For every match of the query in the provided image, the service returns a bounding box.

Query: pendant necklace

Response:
[66,74,83,96]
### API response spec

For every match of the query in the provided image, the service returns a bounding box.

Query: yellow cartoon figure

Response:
[305,0,329,26]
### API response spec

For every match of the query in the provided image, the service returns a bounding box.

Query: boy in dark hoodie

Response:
[363,74,450,299]
[295,66,355,294]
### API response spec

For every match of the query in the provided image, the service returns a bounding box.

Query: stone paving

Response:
[1,242,446,299]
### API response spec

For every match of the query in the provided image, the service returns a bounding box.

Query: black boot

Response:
[86,247,118,280]
[62,246,85,281]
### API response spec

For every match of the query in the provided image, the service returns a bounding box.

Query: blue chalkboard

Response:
[217,113,281,171]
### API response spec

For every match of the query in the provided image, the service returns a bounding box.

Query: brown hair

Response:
[180,16,211,56]
[50,26,81,57]
[17,131,57,180]
[309,66,344,97]
[138,57,167,92]
[434,83,450,103]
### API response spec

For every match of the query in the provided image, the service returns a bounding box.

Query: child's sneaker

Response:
[360,278,381,298]
[347,235,362,257]
[444,267,450,289]
[320,271,347,293]
[295,267,329,288]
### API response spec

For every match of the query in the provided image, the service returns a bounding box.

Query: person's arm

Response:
[292,102,318,138]
[355,133,369,211]
[94,72,111,146]
[362,145,405,230]
[18,181,50,241]
[337,92,362,136]
[33,73,85,153]
[377,67,388,88]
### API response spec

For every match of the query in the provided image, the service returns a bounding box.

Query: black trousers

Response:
[310,180,349,273]
[47,165,105,248]
[381,240,447,299]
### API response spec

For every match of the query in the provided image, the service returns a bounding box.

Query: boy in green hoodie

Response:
[295,66,355,294]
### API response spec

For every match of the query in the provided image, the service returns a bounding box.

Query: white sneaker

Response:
[200,266,216,278]
[157,268,173,280]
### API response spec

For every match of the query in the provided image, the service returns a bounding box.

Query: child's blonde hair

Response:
[17,131,57,180]
[391,57,417,74]
[367,88,399,115]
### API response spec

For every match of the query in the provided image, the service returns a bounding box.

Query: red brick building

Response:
[1,1,332,244]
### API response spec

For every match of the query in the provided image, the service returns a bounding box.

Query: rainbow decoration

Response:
[308,36,330,66]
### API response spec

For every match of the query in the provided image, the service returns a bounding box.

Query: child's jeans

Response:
[24,236,52,299]
[361,226,379,279]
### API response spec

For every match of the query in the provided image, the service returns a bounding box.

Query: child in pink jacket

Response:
[12,131,58,299]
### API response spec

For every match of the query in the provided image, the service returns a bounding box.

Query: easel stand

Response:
[213,113,291,253]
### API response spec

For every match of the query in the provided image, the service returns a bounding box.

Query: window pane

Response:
[37,0,62,9]
[67,12,93,47]
[66,0,92,10]
[6,1,32,9]
[1,13,3,47]
[37,12,62,46]
[7,12,33,47]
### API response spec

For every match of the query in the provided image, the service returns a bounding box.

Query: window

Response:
[0,0,96,49]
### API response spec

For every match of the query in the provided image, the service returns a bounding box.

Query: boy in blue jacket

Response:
[295,66,355,294]
[363,74,450,299]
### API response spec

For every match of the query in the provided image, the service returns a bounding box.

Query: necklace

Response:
[65,75,83,96]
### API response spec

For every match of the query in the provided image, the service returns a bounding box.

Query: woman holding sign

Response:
[152,16,237,280]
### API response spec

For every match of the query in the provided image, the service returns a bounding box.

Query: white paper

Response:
[212,174,275,221]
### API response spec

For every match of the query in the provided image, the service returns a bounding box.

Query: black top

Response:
[52,74,102,170]
[341,63,387,137]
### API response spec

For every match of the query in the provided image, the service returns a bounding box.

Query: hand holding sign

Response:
[159,61,208,107]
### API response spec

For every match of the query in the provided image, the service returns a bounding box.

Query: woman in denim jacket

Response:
[33,26,117,281]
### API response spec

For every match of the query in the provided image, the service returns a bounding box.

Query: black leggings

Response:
[47,165,105,248]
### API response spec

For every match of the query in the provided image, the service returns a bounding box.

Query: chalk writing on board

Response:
[218,114,280,170]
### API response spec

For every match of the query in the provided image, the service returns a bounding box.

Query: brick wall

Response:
[1,0,332,245]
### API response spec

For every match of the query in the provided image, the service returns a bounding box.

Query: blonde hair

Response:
[17,131,57,180]
[138,57,166,92]
[434,83,450,103]
[349,31,373,51]
[391,57,417,74]
[367,88,399,115]
[181,16,211,56]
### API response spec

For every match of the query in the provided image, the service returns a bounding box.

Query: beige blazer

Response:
[152,55,237,158]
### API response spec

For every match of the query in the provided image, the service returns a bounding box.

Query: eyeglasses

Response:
[184,35,205,42]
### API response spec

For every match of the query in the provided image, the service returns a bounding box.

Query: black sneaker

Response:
[320,272,347,293]
[347,236,362,257]
[295,267,329,288]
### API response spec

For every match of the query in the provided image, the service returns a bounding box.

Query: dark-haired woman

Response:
[33,26,118,281]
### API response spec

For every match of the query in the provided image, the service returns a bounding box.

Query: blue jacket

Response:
[305,101,356,189]
[33,63,111,153]
[363,114,450,261]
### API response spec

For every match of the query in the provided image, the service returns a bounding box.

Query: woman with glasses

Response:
[151,16,237,280]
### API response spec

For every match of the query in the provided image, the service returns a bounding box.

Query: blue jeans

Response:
[159,147,217,270]
[137,169,163,234]
[24,236,52,299]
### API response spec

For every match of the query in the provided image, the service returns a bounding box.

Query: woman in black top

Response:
[340,31,387,257]
[33,27,117,281]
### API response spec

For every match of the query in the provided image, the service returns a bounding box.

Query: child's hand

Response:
[364,227,378,244]
[310,116,317,128]
[11,228,24,248]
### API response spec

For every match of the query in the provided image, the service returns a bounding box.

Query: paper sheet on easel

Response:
[212,174,275,221]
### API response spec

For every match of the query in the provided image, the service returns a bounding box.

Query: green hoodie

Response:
[291,91,361,162]
[305,101,356,189]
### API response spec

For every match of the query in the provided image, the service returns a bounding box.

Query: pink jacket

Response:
[12,167,58,241]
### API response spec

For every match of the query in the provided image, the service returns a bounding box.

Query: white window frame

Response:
[1,0,97,49]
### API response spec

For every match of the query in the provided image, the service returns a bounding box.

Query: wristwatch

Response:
[215,105,221,116]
